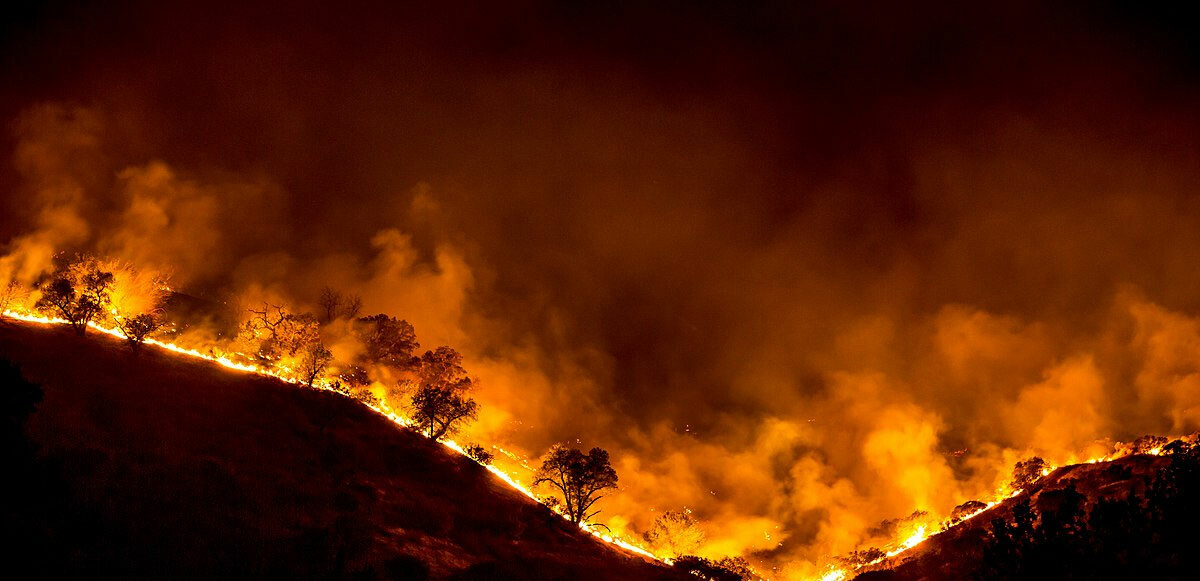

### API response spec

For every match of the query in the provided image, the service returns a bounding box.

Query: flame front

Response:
[1,308,667,563]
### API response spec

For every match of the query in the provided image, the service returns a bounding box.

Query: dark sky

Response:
[5,0,1200,572]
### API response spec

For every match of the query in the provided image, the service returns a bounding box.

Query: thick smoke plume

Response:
[3,1,1200,576]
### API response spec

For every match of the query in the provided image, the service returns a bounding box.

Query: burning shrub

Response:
[1131,434,1169,455]
[948,500,988,525]
[34,258,114,335]
[338,365,371,389]
[0,280,26,312]
[839,547,886,567]
[465,443,493,465]
[868,510,929,539]
[644,510,704,558]
[350,387,379,407]
[533,445,618,524]
[673,556,753,581]
[538,495,561,512]
[1010,457,1048,491]
[328,380,351,396]
[115,312,164,351]
[1163,436,1198,456]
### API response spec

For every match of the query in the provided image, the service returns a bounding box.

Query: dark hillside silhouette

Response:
[0,319,680,580]
[856,443,1200,580]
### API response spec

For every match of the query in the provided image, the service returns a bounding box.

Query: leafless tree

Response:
[318,286,343,323]
[241,303,320,362]
[0,280,24,312]
[344,294,362,319]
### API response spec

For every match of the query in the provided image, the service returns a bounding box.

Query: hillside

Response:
[0,319,681,580]
[854,446,1200,580]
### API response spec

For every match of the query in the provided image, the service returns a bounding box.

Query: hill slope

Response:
[0,319,680,580]
[854,444,1200,580]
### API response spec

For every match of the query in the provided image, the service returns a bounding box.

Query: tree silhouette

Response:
[976,441,1200,580]
[297,342,333,387]
[465,444,493,465]
[533,445,617,524]
[673,556,753,581]
[319,287,363,322]
[34,260,114,335]
[410,384,477,440]
[115,313,164,351]
[355,314,419,370]
[406,346,478,441]
[1009,457,1047,491]
[240,303,320,364]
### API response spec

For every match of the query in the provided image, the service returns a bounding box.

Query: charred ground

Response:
[0,319,680,580]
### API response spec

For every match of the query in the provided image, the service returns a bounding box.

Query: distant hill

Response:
[855,441,1200,580]
[0,319,682,580]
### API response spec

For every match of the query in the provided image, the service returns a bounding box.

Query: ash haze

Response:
[3,0,1200,576]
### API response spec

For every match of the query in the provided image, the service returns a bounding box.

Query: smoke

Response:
[5,1,1200,576]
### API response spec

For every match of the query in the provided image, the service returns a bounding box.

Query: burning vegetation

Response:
[0,254,680,569]
[6,3,1200,578]
[5,253,1199,580]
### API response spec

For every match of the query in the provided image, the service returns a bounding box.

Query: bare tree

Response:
[344,294,362,319]
[0,280,24,313]
[533,445,618,524]
[34,261,114,335]
[244,303,288,339]
[240,303,320,363]
[644,511,704,557]
[318,286,343,323]
[115,313,164,351]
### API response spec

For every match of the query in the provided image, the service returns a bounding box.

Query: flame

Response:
[7,305,1193,581]
[0,309,666,564]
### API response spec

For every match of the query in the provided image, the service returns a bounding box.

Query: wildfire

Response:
[816,432,1194,581]
[0,308,666,564]
[5,303,1194,581]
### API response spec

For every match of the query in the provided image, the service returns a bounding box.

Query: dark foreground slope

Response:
[0,319,680,580]
[855,445,1200,580]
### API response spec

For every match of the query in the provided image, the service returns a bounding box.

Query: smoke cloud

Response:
[4,1,1200,576]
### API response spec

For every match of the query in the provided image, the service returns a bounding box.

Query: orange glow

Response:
[1,308,667,564]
